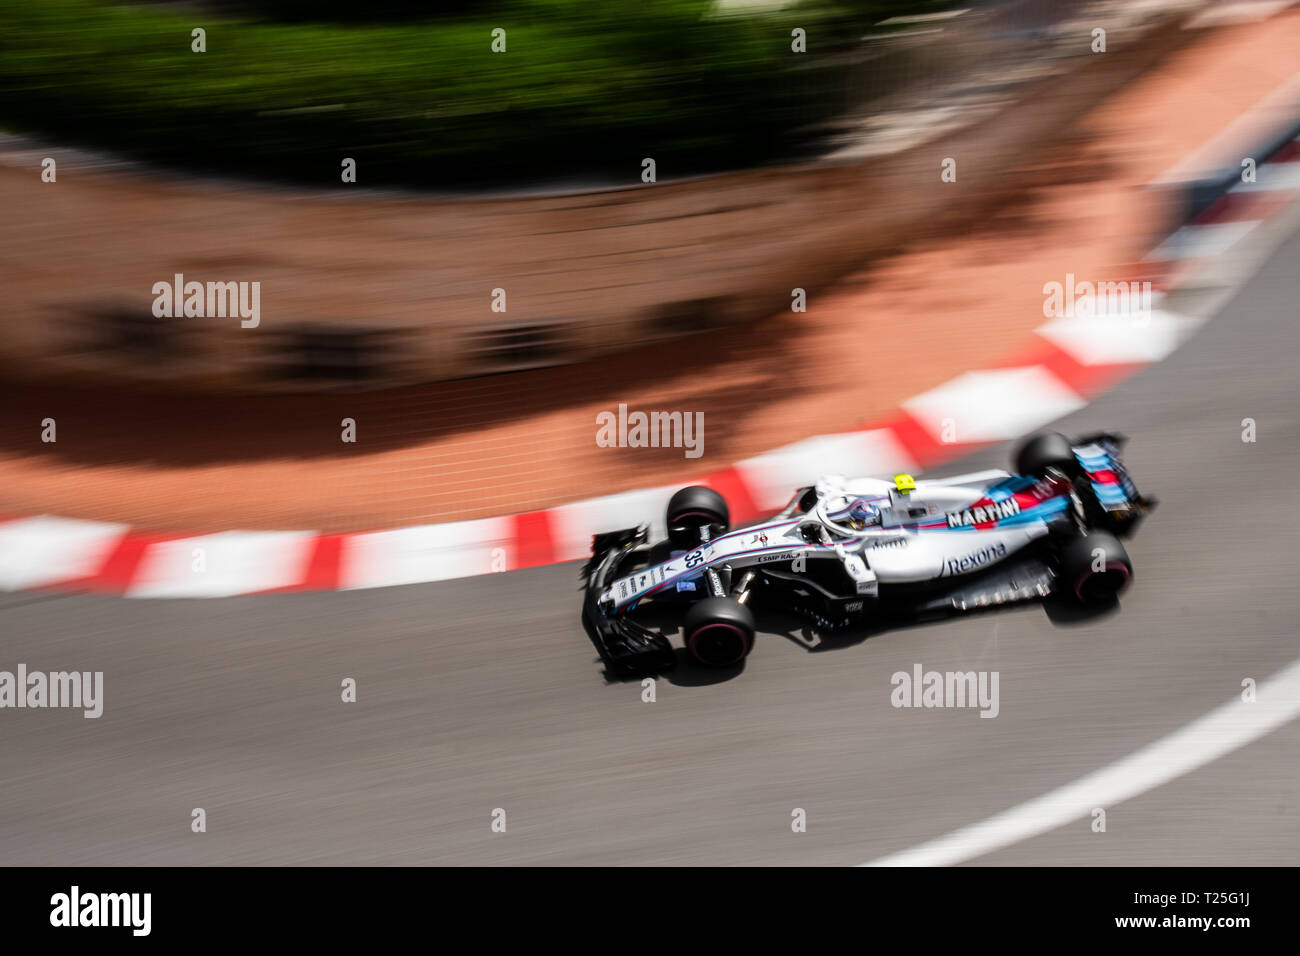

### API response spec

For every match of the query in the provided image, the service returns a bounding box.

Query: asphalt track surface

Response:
[3,224,1300,867]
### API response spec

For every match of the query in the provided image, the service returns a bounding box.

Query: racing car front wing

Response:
[583,526,677,675]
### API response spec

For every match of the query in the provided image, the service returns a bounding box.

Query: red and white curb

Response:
[3,140,1298,599]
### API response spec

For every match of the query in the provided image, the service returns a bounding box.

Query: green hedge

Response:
[203,1,506,22]
[0,0,944,187]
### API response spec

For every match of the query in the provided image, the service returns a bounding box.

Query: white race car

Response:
[582,432,1155,674]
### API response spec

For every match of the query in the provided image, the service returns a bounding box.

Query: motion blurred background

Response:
[8,0,1282,533]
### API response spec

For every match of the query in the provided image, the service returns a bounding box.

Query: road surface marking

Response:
[864,655,1300,865]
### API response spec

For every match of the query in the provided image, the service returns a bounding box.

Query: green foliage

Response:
[0,0,922,187]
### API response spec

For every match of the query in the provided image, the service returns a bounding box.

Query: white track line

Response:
[863,655,1300,866]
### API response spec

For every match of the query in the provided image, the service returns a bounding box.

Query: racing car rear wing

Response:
[1070,432,1157,536]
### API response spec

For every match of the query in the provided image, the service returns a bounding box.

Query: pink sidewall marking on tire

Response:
[1074,562,1131,603]
[671,511,722,522]
[688,622,751,667]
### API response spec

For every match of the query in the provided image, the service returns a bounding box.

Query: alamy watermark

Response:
[50,886,150,936]
[0,664,103,718]
[152,273,260,328]
[596,403,704,459]
[1043,273,1152,320]
[891,663,999,718]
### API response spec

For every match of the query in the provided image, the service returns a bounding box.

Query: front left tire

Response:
[684,596,754,667]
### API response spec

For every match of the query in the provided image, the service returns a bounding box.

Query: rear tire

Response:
[684,597,754,667]
[1015,432,1079,478]
[666,486,729,549]
[1058,531,1133,605]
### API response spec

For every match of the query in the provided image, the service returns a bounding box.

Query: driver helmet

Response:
[847,498,881,530]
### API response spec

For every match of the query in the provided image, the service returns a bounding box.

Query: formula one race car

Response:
[583,432,1156,674]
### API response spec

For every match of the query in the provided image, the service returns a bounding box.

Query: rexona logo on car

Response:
[946,498,1021,528]
[944,541,1008,577]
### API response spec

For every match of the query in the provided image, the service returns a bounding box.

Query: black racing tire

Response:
[1015,431,1080,478]
[1058,531,1133,605]
[666,485,729,549]
[684,597,755,667]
